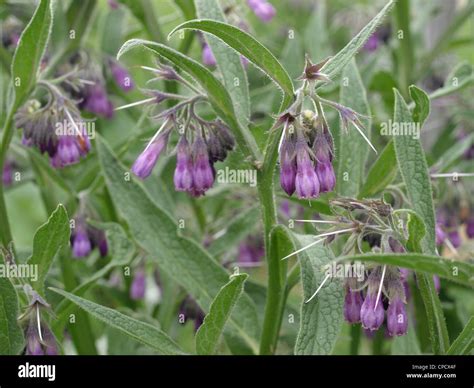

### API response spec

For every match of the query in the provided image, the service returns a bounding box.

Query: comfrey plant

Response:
[0,0,472,360]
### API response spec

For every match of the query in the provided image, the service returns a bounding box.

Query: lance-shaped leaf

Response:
[117,39,260,162]
[319,0,395,80]
[11,0,53,106]
[195,0,250,127]
[294,234,344,355]
[168,19,294,109]
[392,89,449,354]
[0,276,24,355]
[447,316,474,355]
[196,274,248,355]
[333,253,474,288]
[337,59,371,197]
[50,288,185,355]
[27,204,70,296]
[97,137,260,353]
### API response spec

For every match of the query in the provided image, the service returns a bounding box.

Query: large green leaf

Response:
[0,276,24,355]
[50,288,185,355]
[117,39,260,161]
[27,204,70,296]
[319,0,395,80]
[294,234,344,355]
[196,273,248,355]
[96,137,260,353]
[195,0,250,127]
[168,19,294,109]
[392,89,450,354]
[337,59,371,197]
[447,316,474,355]
[333,253,474,288]
[11,0,53,106]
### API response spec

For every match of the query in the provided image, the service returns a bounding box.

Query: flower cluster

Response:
[15,93,91,168]
[128,63,236,197]
[344,266,408,336]
[278,110,336,199]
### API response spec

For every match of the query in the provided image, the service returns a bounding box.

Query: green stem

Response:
[257,172,287,354]
[394,0,414,96]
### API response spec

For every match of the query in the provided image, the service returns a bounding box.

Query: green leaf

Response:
[65,0,96,51]
[50,288,185,355]
[337,59,371,197]
[294,234,344,355]
[96,137,260,353]
[27,204,70,296]
[358,141,397,198]
[429,62,474,100]
[196,273,248,355]
[409,85,430,125]
[208,206,260,257]
[334,253,474,288]
[117,39,260,161]
[0,277,24,355]
[404,210,427,253]
[392,89,435,254]
[195,0,250,127]
[432,132,474,173]
[319,0,395,80]
[168,19,294,109]
[447,316,474,355]
[11,0,53,106]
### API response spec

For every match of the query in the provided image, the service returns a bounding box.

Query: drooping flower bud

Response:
[23,289,58,355]
[191,136,214,197]
[130,268,146,301]
[386,295,408,336]
[2,160,13,186]
[360,270,385,331]
[247,0,276,23]
[71,220,92,258]
[279,136,296,196]
[174,136,194,192]
[81,83,114,118]
[344,288,363,324]
[131,131,169,179]
[295,140,320,199]
[313,130,335,192]
[202,43,217,67]
[110,60,134,92]
[466,217,474,239]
